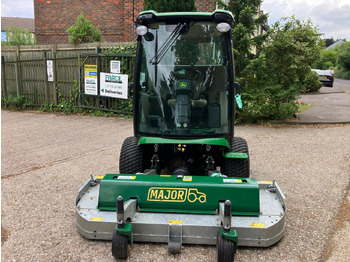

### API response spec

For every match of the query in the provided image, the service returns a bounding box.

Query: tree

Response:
[240,17,322,121]
[3,25,36,46]
[314,49,337,69]
[336,42,350,71]
[67,13,101,44]
[143,0,196,12]
[216,0,269,77]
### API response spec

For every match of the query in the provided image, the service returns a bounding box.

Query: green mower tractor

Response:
[76,10,286,262]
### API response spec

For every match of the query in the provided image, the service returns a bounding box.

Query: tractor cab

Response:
[134,10,236,138]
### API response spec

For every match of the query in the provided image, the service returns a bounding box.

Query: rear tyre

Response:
[112,228,128,259]
[119,137,143,174]
[222,137,250,178]
[216,233,236,262]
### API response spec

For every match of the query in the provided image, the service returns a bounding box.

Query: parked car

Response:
[311,69,334,87]
[327,69,335,75]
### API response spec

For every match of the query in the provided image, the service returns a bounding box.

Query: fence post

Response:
[43,51,50,106]
[96,47,101,107]
[52,45,58,105]
[14,46,22,97]
[1,56,8,99]
[78,54,82,108]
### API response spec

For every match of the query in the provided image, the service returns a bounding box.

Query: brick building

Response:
[34,0,216,45]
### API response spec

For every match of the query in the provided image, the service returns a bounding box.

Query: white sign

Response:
[47,60,54,82]
[84,65,98,95]
[100,73,128,99]
[110,60,120,73]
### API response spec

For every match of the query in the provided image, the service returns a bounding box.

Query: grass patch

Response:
[296,102,313,113]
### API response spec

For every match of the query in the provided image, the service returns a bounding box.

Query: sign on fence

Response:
[100,72,128,99]
[84,65,98,95]
[47,60,54,82]
[110,60,120,74]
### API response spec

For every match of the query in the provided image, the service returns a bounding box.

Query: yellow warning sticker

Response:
[95,176,104,179]
[117,176,136,180]
[91,217,104,221]
[183,176,192,182]
[260,181,272,184]
[169,220,183,225]
[251,223,265,228]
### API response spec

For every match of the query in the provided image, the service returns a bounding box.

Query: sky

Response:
[1,0,349,40]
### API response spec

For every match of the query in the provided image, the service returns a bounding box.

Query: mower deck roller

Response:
[76,175,286,256]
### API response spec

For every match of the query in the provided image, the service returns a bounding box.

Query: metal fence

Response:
[78,53,135,114]
[1,43,136,112]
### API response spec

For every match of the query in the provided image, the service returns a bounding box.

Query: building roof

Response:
[1,17,35,33]
[326,39,345,50]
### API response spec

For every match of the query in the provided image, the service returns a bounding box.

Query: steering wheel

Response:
[173,66,202,81]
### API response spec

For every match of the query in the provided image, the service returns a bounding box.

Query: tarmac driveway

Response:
[1,110,350,261]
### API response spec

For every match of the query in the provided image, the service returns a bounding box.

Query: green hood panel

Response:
[138,137,230,148]
[98,174,260,216]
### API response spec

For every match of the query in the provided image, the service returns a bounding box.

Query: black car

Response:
[312,69,334,87]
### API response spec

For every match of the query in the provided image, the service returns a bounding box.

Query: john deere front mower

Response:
[76,10,286,261]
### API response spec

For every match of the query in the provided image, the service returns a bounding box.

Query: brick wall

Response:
[195,0,216,12]
[34,0,215,44]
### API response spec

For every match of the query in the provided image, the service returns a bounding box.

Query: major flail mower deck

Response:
[76,174,285,260]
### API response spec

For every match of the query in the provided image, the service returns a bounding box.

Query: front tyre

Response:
[112,228,128,259]
[216,233,236,262]
[119,137,143,174]
[222,137,250,178]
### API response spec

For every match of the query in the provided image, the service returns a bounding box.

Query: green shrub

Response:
[1,95,28,109]
[67,13,101,44]
[334,68,350,80]
[302,71,322,93]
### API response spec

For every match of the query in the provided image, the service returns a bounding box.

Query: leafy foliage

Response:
[67,13,101,44]
[238,17,322,122]
[336,42,350,71]
[314,49,337,69]
[302,71,322,93]
[2,25,36,46]
[216,0,269,77]
[1,95,28,109]
[143,0,196,12]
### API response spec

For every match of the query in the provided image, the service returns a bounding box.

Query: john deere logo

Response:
[147,187,206,203]
[179,81,188,88]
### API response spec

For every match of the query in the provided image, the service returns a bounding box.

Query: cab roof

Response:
[137,10,234,27]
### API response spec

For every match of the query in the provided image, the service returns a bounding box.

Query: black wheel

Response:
[216,233,236,262]
[222,137,250,178]
[119,137,143,174]
[112,228,129,259]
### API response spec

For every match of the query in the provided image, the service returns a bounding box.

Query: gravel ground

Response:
[1,110,350,261]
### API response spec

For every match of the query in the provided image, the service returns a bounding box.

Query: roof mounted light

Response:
[216,22,231,33]
[136,25,148,36]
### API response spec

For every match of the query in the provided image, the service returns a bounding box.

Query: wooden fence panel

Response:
[2,42,136,112]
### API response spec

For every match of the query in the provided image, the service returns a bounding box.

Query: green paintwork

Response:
[98,174,260,216]
[138,10,234,20]
[221,229,238,243]
[138,137,230,148]
[116,224,133,245]
[223,152,248,159]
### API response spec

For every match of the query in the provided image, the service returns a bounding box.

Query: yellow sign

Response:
[91,217,104,221]
[169,220,183,225]
[251,223,265,228]
[147,187,206,203]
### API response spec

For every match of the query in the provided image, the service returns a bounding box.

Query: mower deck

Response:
[76,175,286,248]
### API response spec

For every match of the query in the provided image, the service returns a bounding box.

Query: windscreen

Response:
[136,21,231,137]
